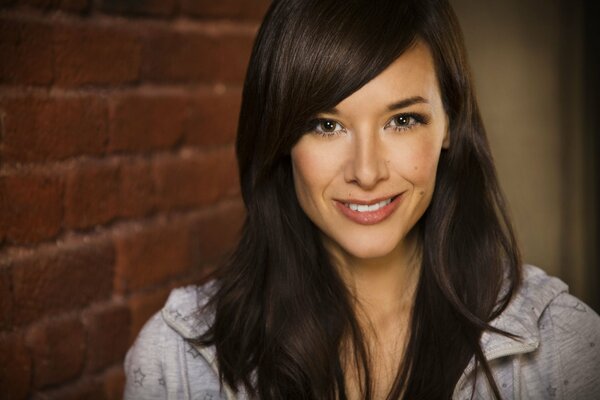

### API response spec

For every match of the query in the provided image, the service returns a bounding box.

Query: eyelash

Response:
[387,113,429,132]
[308,113,429,137]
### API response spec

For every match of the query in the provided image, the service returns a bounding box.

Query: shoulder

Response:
[124,281,228,399]
[484,265,600,398]
[517,264,570,310]
[534,285,600,398]
[128,281,216,348]
[506,264,600,358]
[160,282,217,338]
[482,265,570,347]
[516,265,600,344]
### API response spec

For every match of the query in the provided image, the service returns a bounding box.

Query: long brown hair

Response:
[197,0,522,398]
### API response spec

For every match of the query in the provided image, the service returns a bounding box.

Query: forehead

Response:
[331,41,442,114]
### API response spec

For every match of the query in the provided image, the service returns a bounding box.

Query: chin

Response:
[337,236,402,261]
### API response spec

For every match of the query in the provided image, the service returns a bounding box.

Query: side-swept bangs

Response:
[237,0,433,200]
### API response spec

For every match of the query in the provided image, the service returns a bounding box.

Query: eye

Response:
[311,119,346,136]
[386,113,427,132]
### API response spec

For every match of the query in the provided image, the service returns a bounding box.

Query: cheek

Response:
[396,137,442,186]
[291,142,333,204]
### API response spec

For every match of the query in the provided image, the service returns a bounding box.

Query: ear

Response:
[442,127,450,149]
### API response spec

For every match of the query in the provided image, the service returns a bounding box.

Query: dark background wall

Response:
[0,1,268,398]
[582,0,600,312]
[452,0,599,310]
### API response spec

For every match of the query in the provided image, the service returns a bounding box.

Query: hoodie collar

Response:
[162,282,215,340]
[455,264,568,395]
[162,266,569,392]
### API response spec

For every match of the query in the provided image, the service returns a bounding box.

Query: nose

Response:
[344,130,389,189]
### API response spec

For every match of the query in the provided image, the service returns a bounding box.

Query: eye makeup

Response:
[305,111,430,137]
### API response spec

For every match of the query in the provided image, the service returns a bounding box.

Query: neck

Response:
[326,230,421,330]
[329,231,421,398]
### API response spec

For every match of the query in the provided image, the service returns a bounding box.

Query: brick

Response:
[191,199,245,263]
[0,332,31,400]
[16,0,88,10]
[109,94,187,152]
[33,377,104,400]
[64,161,119,230]
[99,0,175,16]
[141,30,211,83]
[54,24,141,86]
[114,221,192,293]
[185,91,241,147]
[0,19,53,85]
[0,96,109,163]
[12,239,115,326]
[127,286,170,343]
[0,172,63,244]
[26,316,85,388]
[82,303,130,372]
[141,30,254,83]
[154,147,239,211]
[170,267,212,289]
[118,159,155,219]
[17,0,55,7]
[0,266,12,330]
[180,0,271,20]
[58,0,89,12]
[103,366,125,400]
[212,34,255,82]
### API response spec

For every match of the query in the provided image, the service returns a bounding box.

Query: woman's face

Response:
[291,41,449,262]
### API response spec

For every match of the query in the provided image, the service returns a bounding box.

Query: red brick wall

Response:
[0,1,269,398]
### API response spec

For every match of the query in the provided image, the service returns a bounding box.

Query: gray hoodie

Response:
[124,265,600,399]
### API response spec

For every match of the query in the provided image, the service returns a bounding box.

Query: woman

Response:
[125,0,600,398]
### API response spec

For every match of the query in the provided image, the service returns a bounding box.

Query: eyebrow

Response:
[324,96,429,115]
[387,96,429,111]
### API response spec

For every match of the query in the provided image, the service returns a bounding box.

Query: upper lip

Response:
[335,193,402,205]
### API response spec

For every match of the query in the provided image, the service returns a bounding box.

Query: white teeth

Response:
[357,204,369,212]
[345,197,393,212]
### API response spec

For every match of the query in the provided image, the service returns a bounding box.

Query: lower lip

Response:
[334,194,404,225]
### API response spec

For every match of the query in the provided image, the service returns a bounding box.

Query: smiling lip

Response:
[334,193,404,225]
